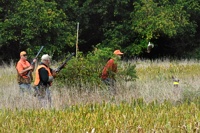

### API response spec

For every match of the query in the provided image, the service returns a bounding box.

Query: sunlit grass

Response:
[0,59,200,132]
[0,100,199,132]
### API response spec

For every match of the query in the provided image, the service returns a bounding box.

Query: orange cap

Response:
[113,50,123,55]
[20,51,27,56]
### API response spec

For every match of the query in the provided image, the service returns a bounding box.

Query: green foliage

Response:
[102,22,136,53]
[98,1,138,55]
[55,48,137,88]
[55,48,111,88]
[184,46,200,59]
[131,0,197,40]
[0,0,75,59]
[125,39,149,56]
[118,62,137,82]
[1,0,200,60]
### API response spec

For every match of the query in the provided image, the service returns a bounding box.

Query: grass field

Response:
[0,59,200,132]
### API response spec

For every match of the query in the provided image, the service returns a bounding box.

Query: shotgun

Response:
[56,52,75,73]
[27,46,44,78]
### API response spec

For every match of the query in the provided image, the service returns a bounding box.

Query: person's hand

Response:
[27,65,34,70]
[54,68,59,73]
[48,76,54,82]
[33,58,37,63]
[52,69,57,77]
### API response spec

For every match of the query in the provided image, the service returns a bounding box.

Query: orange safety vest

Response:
[34,64,52,86]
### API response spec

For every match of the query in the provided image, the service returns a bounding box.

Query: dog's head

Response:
[172,76,179,87]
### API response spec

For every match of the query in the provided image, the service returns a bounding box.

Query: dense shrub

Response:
[54,48,137,89]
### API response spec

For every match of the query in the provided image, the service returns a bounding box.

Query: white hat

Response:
[41,54,51,60]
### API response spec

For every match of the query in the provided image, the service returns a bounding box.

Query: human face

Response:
[116,54,122,60]
[44,59,51,66]
[21,54,28,60]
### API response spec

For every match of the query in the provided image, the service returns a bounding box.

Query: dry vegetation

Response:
[0,59,200,132]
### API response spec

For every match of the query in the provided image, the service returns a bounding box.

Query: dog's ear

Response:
[172,76,179,82]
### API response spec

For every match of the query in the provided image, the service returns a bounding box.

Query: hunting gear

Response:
[101,50,123,95]
[27,46,44,78]
[55,52,75,73]
[33,54,56,108]
[16,51,37,94]
[34,53,75,108]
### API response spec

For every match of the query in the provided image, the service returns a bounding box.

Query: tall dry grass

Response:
[1,59,200,109]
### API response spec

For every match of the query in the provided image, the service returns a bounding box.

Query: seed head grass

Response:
[0,59,200,132]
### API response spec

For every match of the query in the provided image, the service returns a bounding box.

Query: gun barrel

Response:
[56,52,75,73]
[27,46,44,78]
[35,46,44,59]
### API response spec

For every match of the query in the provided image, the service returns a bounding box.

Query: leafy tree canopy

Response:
[0,0,75,60]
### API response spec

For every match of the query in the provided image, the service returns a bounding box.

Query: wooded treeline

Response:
[0,0,200,62]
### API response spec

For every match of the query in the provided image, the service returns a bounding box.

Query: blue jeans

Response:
[34,85,51,108]
[19,83,32,95]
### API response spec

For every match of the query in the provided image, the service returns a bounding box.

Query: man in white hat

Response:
[34,54,56,108]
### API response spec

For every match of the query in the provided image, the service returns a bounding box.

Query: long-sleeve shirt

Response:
[101,58,117,80]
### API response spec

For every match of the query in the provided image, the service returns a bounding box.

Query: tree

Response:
[130,0,197,56]
[0,0,75,60]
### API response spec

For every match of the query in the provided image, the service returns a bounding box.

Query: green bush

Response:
[118,62,137,82]
[55,48,137,89]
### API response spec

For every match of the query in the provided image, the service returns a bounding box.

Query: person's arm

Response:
[112,63,117,73]
[31,59,37,71]
[102,59,114,76]
[16,62,33,76]
[50,68,57,77]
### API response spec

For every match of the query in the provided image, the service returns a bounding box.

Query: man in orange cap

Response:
[101,49,123,95]
[16,51,36,95]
